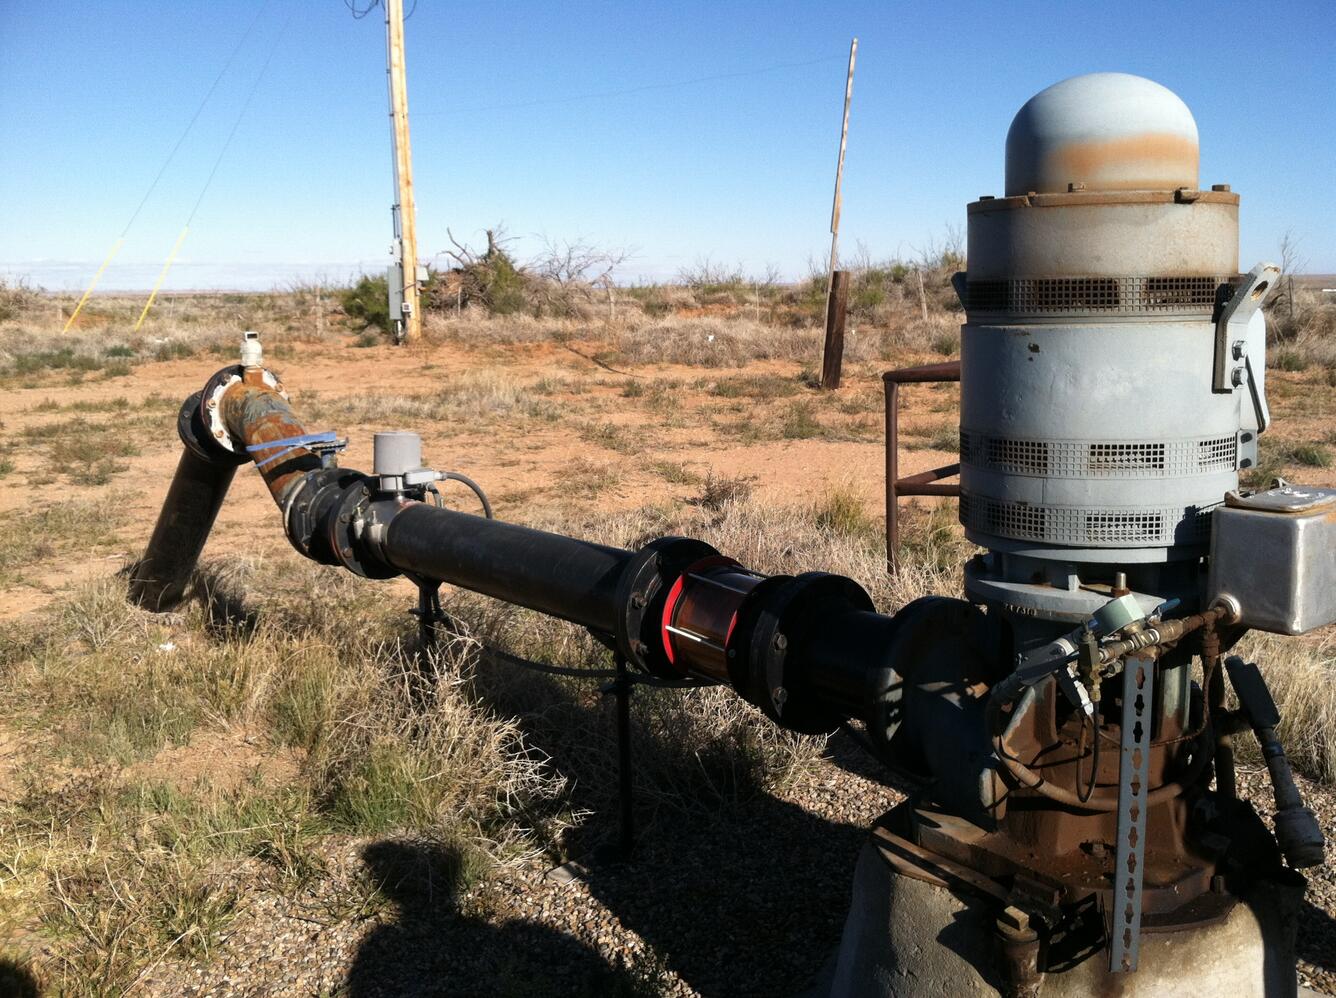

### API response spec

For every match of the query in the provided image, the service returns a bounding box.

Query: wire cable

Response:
[121,0,272,238]
[414,53,844,118]
[133,7,292,328]
[439,472,493,519]
[63,1,269,332]
[186,8,294,228]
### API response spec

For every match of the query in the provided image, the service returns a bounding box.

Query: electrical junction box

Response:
[1208,484,1336,635]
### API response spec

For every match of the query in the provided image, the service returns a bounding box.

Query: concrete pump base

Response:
[820,838,1303,997]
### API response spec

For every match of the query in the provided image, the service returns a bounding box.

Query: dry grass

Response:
[0,289,341,385]
[298,369,558,428]
[1230,629,1336,783]
[3,273,1335,990]
[0,488,960,990]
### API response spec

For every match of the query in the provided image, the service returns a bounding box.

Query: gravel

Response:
[136,742,1336,997]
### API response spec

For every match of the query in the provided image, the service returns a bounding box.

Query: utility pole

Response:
[820,37,857,389]
[385,0,421,344]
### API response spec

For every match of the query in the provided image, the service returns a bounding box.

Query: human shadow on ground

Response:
[1298,898,1336,973]
[371,649,902,998]
[345,839,656,998]
[0,959,40,998]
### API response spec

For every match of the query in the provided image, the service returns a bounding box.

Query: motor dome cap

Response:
[1004,72,1199,197]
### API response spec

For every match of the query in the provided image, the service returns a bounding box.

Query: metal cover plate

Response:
[1225,485,1336,514]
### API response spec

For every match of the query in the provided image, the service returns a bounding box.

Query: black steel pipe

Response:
[796,609,901,720]
[128,447,236,610]
[383,502,635,635]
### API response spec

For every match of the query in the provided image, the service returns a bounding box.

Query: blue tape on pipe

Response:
[247,431,338,469]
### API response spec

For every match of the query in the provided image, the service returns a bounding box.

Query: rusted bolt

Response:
[630,592,646,609]
[213,428,225,439]
[205,397,217,409]
[340,547,353,559]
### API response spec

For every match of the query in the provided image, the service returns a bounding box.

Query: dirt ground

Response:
[3,323,1336,996]
[0,336,960,619]
[2,329,1332,622]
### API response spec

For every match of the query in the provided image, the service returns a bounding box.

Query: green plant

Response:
[1274,349,1307,372]
[340,273,392,335]
[1286,443,1331,468]
[813,487,874,537]
[781,401,821,439]
[931,332,960,357]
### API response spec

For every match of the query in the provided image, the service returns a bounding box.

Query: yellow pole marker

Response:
[62,238,125,332]
[134,226,190,331]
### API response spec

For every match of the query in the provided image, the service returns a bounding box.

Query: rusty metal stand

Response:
[883,361,961,572]
[409,579,449,678]
[601,654,636,861]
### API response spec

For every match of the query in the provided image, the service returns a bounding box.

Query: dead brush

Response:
[299,369,556,427]
[1228,629,1336,783]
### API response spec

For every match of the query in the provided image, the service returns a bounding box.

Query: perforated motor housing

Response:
[958,73,1266,566]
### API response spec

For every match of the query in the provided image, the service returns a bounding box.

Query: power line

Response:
[187,9,294,226]
[64,0,272,332]
[346,0,417,20]
[121,0,271,237]
[132,8,294,331]
[413,53,845,118]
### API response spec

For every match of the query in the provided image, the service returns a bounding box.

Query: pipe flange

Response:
[614,536,719,676]
[200,364,286,455]
[286,467,363,564]
[324,476,400,580]
[742,572,873,734]
[176,390,248,466]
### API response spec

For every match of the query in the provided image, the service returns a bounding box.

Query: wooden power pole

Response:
[385,0,421,344]
[820,38,857,390]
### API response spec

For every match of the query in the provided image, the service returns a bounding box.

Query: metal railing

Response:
[883,361,961,571]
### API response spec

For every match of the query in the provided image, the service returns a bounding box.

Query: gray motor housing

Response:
[956,73,1275,570]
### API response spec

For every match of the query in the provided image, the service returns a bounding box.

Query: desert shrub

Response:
[614,316,818,368]
[339,273,392,335]
[0,276,40,322]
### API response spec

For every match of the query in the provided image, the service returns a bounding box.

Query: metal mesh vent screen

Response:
[961,431,1240,478]
[1088,443,1166,472]
[1084,511,1166,543]
[986,437,1049,474]
[1198,435,1237,470]
[961,493,1214,547]
[966,275,1234,315]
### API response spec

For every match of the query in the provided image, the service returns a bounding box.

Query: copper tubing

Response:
[992,722,1213,813]
[218,373,322,507]
[986,607,1237,812]
[1095,605,1233,664]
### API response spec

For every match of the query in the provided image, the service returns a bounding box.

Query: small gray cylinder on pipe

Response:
[128,447,237,610]
[383,503,635,635]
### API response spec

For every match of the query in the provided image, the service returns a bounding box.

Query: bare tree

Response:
[1277,230,1307,323]
[530,236,633,290]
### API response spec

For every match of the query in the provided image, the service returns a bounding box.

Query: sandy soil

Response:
[0,337,959,619]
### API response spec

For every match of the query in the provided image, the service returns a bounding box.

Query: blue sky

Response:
[2,0,1333,291]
